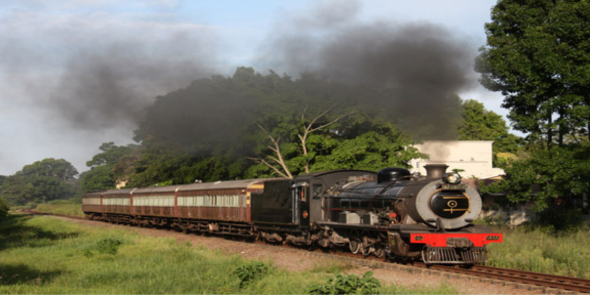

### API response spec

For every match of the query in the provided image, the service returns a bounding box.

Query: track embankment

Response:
[22,209,588,294]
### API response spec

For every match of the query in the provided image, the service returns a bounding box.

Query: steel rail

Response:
[415,263,590,293]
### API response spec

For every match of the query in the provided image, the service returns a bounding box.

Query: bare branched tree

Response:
[298,104,357,173]
[248,124,294,179]
[250,104,357,178]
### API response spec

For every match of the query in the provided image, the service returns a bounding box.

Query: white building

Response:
[409,140,504,179]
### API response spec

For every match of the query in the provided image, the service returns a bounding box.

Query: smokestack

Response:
[424,164,448,179]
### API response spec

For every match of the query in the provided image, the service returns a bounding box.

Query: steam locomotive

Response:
[82,164,502,264]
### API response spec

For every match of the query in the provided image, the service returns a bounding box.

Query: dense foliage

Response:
[79,142,138,193]
[457,99,523,166]
[0,196,9,222]
[476,0,590,213]
[0,158,78,206]
[481,145,590,211]
[476,0,590,148]
[122,68,427,186]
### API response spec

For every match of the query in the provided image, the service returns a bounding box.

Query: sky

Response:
[0,0,506,176]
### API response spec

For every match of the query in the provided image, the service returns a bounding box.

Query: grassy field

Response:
[486,227,590,279]
[34,204,85,217]
[29,203,590,281]
[0,215,454,294]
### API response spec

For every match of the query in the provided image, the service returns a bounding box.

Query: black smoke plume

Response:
[261,0,476,139]
[51,37,217,131]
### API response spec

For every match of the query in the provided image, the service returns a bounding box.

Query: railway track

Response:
[455,265,590,293]
[23,210,590,293]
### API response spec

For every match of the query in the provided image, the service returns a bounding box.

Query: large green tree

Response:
[476,0,590,148]
[476,0,590,214]
[481,145,590,211]
[457,99,522,159]
[0,158,78,205]
[80,142,138,193]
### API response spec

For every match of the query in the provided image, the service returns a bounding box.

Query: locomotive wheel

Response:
[361,245,372,256]
[373,247,384,258]
[349,240,360,254]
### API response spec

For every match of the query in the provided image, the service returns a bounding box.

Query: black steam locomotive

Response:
[251,164,501,264]
[83,164,502,264]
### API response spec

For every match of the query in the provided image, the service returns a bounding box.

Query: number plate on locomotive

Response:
[441,184,466,190]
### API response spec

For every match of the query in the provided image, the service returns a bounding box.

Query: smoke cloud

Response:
[1,11,219,132]
[52,38,216,131]
[0,9,219,174]
[261,0,476,139]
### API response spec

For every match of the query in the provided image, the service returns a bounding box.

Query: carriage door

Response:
[292,185,302,225]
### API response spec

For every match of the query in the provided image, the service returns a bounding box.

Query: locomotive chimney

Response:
[424,164,448,179]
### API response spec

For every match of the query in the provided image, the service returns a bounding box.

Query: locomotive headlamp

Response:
[442,172,461,184]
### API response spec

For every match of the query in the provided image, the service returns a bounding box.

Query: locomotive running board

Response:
[421,246,487,264]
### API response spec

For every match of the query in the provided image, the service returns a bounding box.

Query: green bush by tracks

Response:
[0,215,457,294]
[234,261,272,288]
[306,271,381,294]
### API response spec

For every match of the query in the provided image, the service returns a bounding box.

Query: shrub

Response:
[234,261,271,288]
[306,271,381,295]
[532,206,584,233]
[0,197,9,222]
[96,238,123,255]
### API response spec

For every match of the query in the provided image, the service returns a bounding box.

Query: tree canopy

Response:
[0,158,78,205]
[119,68,430,186]
[457,99,523,164]
[476,0,590,211]
[476,0,590,148]
[80,142,138,193]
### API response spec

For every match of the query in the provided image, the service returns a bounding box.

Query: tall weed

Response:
[487,226,590,279]
[234,261,272,288]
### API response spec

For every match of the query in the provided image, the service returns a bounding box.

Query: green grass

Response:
[486,227,590,279]
[0,215,456,294]
[34,204,85,217]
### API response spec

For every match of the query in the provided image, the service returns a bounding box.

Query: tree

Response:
[0,158,78,205]
[80,142,138,192]
[131,68,425,183]
[86,142,139,168]
[474,0,590,214]
[475,0,590,148]
[458,99,509,141]
[79,166,116,193]
[481,145,590,211]
[311,124,421,171]
[20,158,77,182]
[457,99,523,160]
